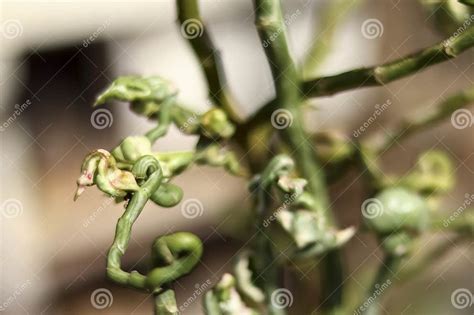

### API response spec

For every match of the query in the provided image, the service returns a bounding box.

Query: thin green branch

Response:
[302,0,362,78]
[253,0,329,214]
[245,25,474,132]
[303,25,474,97]
[372,86,474,151]
[176,0,243,123]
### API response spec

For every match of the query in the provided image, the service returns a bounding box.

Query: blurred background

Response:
[1,0,473,314]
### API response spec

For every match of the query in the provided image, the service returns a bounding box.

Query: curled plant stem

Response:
[176,0,243,123]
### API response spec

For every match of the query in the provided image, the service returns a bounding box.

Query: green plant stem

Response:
[253,1,345,314]
[253,0,328,215]
[302,0,362,78]
[372,86,474,151]
[106,164,163,291]
[176,0,242,123]
[244,25,474,133]
[355,255,400,315]
[302,25,474,97]
[154,289,179,315]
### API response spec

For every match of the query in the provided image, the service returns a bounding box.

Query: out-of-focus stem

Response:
[176,0,242,123]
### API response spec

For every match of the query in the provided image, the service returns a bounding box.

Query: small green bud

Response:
[399,150,454,194]
[200,108,235,139]
[363,187,430,234]
[112,136,152,163]
[95,76,177,108]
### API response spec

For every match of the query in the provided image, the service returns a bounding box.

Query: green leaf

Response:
[95,76,177,108]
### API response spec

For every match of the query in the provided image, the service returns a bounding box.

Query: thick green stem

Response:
[176,0,242,123]
[253,0,329,215]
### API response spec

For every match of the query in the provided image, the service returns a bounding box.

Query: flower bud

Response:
[111,136,152,163]
[364,187,430,234]
[200,108,235,139]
